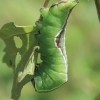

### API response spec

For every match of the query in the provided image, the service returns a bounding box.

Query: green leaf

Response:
[0,22,38,100]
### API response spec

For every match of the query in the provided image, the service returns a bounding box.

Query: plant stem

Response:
[94,0,100,22]
[39,0,50,20]
[43,0,50,8]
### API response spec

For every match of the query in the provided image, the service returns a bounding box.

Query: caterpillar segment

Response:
[32,0,78,92]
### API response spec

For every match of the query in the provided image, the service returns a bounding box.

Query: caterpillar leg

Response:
[31,63,40,89]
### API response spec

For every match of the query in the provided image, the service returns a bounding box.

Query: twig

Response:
[43,0,50,8]
[94,0,100,22]
[39,0,50,20]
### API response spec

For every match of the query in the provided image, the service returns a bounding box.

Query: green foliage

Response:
[0,0,100,100]
[0,22,38,100]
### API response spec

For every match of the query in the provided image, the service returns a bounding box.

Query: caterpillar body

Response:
[32,0,78,92]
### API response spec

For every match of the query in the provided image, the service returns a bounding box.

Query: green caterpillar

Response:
[32,0,78,92]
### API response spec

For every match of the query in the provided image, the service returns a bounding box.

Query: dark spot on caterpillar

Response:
[9,60,12,66]
[35,30,40,38]
[38,30,41,34]
[36,63,40,67]
[35,63,40,70]
[35,48,39,52]
[31,77,34,82]
[40,7,44,11]
[31,77,35,88]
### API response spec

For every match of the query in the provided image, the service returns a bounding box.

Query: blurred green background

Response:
[0,0,100,100]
